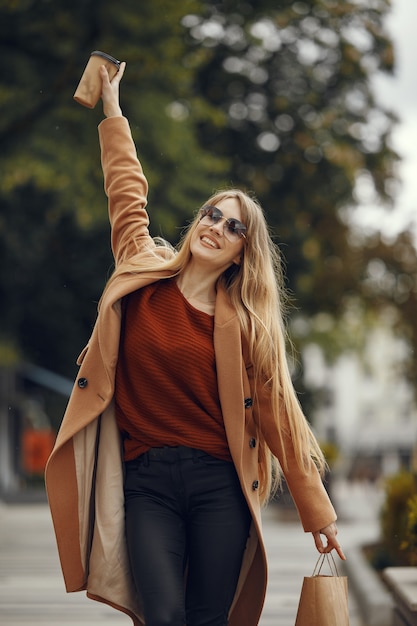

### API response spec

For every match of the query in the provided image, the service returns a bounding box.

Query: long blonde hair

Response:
[102,189,326,504]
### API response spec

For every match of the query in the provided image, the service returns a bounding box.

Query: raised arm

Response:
[98,63,154,265]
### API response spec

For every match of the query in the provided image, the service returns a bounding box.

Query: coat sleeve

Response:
[247,362,337,533]
[98,116,154,266]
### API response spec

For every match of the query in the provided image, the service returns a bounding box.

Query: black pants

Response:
[124,446,252,626]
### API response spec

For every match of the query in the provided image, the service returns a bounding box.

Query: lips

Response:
[201,235,219,249]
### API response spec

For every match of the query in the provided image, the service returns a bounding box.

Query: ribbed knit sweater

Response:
[115,278,232,461]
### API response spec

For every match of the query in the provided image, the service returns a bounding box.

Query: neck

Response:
[176,267,218,303]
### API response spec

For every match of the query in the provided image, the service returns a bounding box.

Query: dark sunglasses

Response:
[199,205,247,240]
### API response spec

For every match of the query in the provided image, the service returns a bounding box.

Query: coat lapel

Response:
[97,268,173,383]
[213,286,246,464]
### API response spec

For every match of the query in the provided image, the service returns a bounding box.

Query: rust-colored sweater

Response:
[115,278,232,461]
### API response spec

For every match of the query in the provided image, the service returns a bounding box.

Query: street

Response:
[0,482,375,625]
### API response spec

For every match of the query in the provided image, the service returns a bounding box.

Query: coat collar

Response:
[101,268,238,326]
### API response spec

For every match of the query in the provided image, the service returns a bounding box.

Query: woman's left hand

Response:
[312,522,346,560]
[100,61,126,119]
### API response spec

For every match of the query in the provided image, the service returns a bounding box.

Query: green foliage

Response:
[0,0,406,388]
[320,440,339,467]
[185,0,398,317]
[380,470,417,567]
[0,0,226,375]
[0,0,223,229]
[0,181,112,377]
[402,494,417,566]
[360,232,417,392]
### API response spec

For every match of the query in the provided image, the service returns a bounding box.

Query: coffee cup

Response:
[73,51,121,109]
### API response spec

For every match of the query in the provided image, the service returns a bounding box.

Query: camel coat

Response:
[45,116,336,626]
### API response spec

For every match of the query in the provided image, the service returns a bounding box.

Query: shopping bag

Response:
[295,553,349,626]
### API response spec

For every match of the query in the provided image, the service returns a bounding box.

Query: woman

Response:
[45,63,345,626]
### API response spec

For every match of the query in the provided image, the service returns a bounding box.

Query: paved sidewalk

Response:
[261,480,382,626]
[0,481,378,625]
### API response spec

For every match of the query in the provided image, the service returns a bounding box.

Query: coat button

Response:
[249,438,256,449]
[77,377,88,388]
[252,480,259,491]
[244,397,253,408]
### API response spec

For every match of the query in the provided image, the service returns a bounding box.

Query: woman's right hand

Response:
[100,61,126,118]
[312,522,346,560]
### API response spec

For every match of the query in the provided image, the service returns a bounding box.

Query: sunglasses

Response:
[199,205,247,241]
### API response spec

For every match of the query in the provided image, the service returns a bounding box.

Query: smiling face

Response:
[189,197,246,272]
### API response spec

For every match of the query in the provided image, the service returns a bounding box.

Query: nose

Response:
[209,216,226,236]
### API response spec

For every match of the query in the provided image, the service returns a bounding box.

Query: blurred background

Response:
[0,0,416,566]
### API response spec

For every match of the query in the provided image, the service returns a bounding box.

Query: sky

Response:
[357,0,417,239]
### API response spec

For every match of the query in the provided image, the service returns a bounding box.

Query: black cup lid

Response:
[90,50,121,68]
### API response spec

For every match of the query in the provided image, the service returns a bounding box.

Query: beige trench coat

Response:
[45,117,336,626]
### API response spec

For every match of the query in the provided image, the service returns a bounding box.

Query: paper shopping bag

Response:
[295,553,349,626]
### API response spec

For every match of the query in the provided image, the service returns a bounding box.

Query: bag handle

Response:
[312,552,340,577]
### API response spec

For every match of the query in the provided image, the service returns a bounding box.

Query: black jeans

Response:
[124,446,252,626]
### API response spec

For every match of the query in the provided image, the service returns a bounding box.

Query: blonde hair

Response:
[102,189,326,505]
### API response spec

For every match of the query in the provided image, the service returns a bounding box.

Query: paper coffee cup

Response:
[73,51,121,109]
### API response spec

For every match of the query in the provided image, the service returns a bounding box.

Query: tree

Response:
[0,181,111,377]
[0,0,225,230]
[0,0,226,375]
[0,0,403,389]
[183,0,398,318]
[360,229,417,390]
